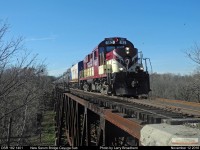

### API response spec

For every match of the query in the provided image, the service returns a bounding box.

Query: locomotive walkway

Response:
[54,87,200,146]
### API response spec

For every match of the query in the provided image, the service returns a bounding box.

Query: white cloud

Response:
[25,37,56,42]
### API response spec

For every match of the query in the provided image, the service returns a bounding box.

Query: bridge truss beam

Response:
[54,91,142,146]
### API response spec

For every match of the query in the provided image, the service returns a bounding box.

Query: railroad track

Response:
[154,98,200,116]
[69,88,200,125]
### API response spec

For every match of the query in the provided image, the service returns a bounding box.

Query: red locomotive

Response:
[68,37,150,97]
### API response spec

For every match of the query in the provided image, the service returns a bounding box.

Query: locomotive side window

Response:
[99,47,105,65]
[99,47,104,53]
[90,53,93,59]
[94,50,97,59]
[88,54,90,62]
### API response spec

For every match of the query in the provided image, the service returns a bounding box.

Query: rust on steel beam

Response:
[103,110,142,139]
[65,93,142,139]
[65,93,88,106]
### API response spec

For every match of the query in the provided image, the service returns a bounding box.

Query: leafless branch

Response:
[185,42,200,65]
[0,92,36,121]
[0,22,54,145]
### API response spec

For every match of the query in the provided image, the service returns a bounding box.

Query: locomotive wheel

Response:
[83,82,90,91]
[100,85,107,95]
[138,94,148,99]
[100,85,112,95]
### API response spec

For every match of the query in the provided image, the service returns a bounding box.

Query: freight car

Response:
[66,37,150,97]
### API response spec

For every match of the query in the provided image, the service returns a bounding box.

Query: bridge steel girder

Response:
[54,91,142,146]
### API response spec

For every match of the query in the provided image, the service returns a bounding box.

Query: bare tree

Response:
[185,43,200,102]
[0,22,54,146]
[185,43,200,66]
[150,73,200,103]
[190,74,200,103]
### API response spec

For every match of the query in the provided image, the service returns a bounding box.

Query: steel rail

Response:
[70,89,187,119]
[70,88,200,117]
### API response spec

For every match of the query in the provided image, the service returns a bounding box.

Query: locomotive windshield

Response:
[98,38,134,54]
[106,45,125,53]
[106,46,115,52]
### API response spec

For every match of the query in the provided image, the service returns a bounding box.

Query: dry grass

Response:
[30,111,55,146]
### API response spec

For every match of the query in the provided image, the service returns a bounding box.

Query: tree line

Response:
[149,72,200,102]
[149,42,200,103]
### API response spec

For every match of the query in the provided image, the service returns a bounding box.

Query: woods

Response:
[0,23,54,145]
[150,72,200,102]
[149,42,200,102]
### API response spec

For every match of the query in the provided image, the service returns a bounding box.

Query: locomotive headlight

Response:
[140,67,144,71]
[119,67,123,71]
[125,47,130,50]
[125,47,130,54]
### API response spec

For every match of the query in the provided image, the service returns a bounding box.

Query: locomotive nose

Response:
[124,56,132,69]
[124,57,131,65]
[131,80,137,87]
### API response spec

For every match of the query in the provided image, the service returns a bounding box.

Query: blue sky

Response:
[0,0,200,76]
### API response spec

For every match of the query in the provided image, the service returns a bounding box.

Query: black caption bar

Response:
[0,146,199,150]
